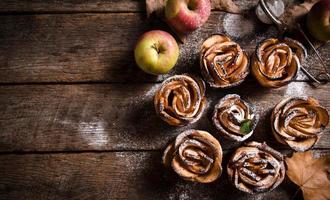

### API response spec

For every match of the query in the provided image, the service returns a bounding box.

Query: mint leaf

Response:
[240,120,252,134]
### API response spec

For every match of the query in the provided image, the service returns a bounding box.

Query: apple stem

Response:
[187,0,196,11]
[152,43,161,54]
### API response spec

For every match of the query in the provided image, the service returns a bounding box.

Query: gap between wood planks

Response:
[0,11,326,83]
[0,10,144,16]
[0,79,317,86]
[0,147,329,155]
[0,82,328,152]
[0,9,239,16]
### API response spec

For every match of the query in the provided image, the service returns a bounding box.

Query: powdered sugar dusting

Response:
[248,26,278,44]
[78,120,108,148]
[115,152,148,172]
[58,118,109,149]
[139,84,160,102]
[223,14,256,38]
[108,83,178,150]
[284,82,306,96]
[167,182,193,200]
[175,29,205,75]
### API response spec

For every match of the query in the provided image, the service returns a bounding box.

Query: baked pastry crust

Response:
[227,141,285,193]
[154,74,206,126]
[251,38,307,88]
[212,94,259,141]
[163,129,223,183]
[271,96,329,151]
[200,34,249,88]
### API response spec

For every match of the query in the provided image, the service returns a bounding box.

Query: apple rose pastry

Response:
[163,129,223,183]
[200,34,249,88]
[154,74,206,126]
[271,97,329,151]
[227,141,285,193]
[212,94,259,142]
[252,38,307,88]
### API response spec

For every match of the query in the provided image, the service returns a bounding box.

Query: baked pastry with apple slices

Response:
[200,34,249,88]
[271,96,329,151]
[163,129,223,183]
[212,94,259,142]
[251,38,307,88]
[227,141,285,193]
[154,74,206,126]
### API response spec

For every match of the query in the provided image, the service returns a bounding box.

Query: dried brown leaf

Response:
[146,0,165,18]
[281,0,320,28]
[212,0,241,13]
[285,151,330,200]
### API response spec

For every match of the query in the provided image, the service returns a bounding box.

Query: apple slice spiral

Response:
[252,38,307,88]
[163,129,223,183]
[227,141,285,193]
[212,94,259,142]
[200,34,249,88]
[271,96,329,151]
[154,74,206,126]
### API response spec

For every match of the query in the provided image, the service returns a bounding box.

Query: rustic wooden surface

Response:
[0,0,329,200]
[0,12,328,83]
[0,81,329,152]
[0,0,261,13]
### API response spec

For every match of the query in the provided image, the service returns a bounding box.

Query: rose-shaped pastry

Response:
[227,141,285,193]
[154,74,206,126]
[252,38,307,88]
[200,34,249,88]
[163,129,223,183]
[212,94,259,141]
[271,96,329,151]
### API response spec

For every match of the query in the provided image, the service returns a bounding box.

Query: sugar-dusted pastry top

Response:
[163,129,223,183]
[213,94,259,141]
[154,74,206,126]
[251,37,307,88]
[271,96,329,151]
[200,34,249,88]
[227,141,285,193]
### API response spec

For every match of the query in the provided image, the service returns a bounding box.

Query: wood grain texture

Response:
[0,0,260,13]
[0,0,329,199]
[0,1,329,199]
[2,150,328,200]
[0,0,144,13]
[0,81,329,152]
[0,12,327,83]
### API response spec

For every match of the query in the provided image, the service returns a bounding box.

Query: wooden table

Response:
[0,1,329,199]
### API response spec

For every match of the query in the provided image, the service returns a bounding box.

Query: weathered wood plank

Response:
[0,0,144,13]
[0,12,327,83]
[2,150,328,200]
[0,0,260,13]
[0,13,150,83]
[0,81,329,152]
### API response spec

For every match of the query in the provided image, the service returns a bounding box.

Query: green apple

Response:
[134,30,179,75]
[307,0,330,42]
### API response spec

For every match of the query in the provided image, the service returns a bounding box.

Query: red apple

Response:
[307,0,330,42]
[134,30,179,75]
[165,0,211,33]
